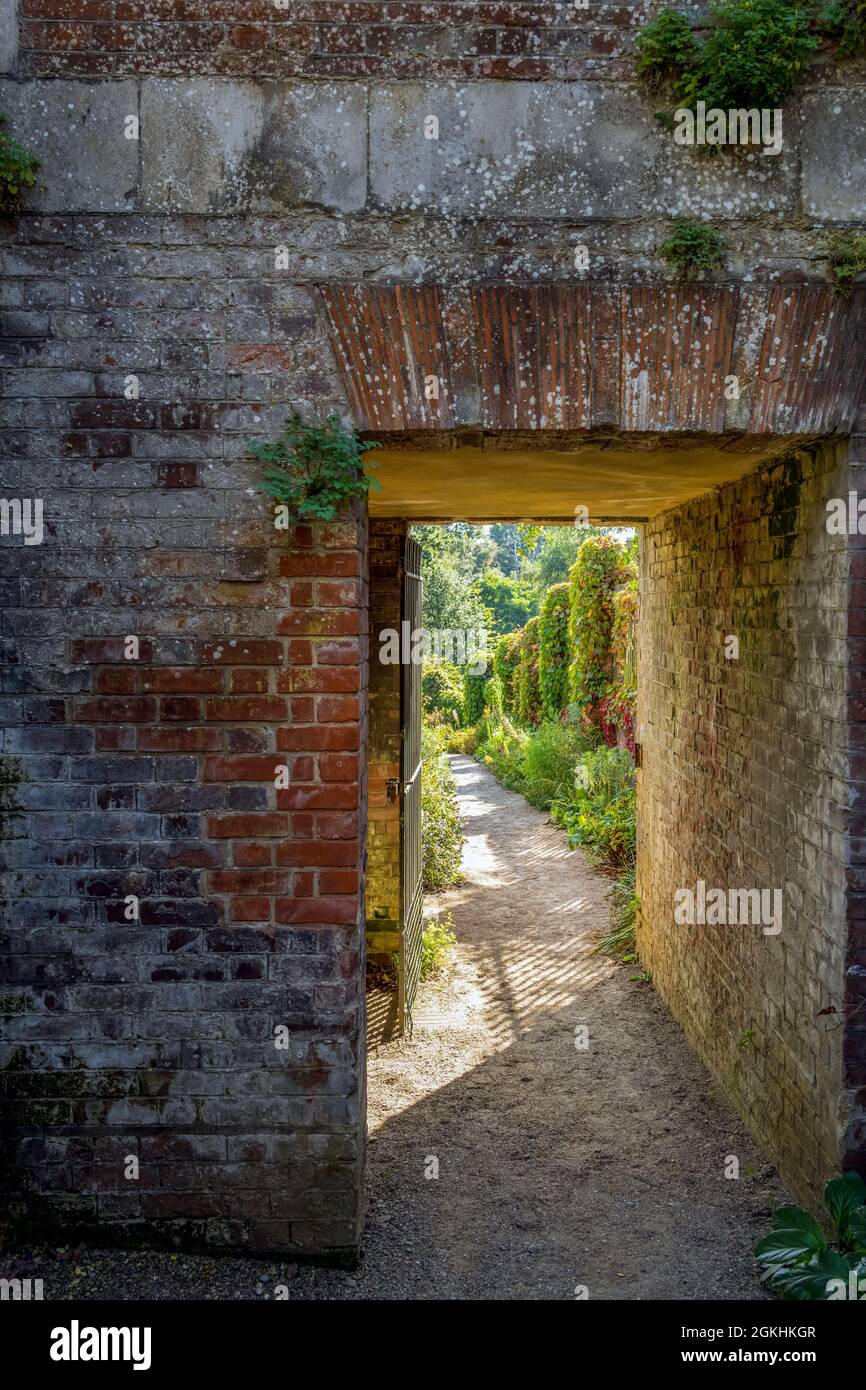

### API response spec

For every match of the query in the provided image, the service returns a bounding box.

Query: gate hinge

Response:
[386,777,401,803]
[633,742,642,769]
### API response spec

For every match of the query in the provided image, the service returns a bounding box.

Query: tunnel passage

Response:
[3,279,866,1260]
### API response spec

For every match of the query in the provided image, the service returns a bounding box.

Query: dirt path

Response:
[18,755,787,1301]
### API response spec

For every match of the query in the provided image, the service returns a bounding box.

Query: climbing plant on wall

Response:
[538,583,571,721]
[515,617,542,726]
[567,536,628,715]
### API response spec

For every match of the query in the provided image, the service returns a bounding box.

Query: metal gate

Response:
[398,535,423,1036]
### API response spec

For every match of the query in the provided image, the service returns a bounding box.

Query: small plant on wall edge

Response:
[249,412,380,523]
[0,113,39,215]
[824,230,866,298]
[755,1169,866,1299]
[659,221,726,278]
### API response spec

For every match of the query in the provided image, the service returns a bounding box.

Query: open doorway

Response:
[360,515,792,1299]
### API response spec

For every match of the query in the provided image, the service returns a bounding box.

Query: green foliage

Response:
[521,718,600,810]
[825,231,866,298]
[413,523,490,635]
[475,713,529,793]
[420,912,458,981]
[421,743,465,892]
[484,672,504,719]
[593,864,639,959]
[462,670,488,727]
[0,114,39,215]
[567,536,628,711]
[515,616,542,726]
[755,1170,866,1300]
[477,569,536,638]
[422,661,465,726]
[251,412,379,522]
[636,9,699,91]
[493,631,522,714]
[659,220,726,277]
[816,0,866,54]
[552,746,637,870]
[538,582,571,720]
[526,526,602,599]
[638,2,818,122]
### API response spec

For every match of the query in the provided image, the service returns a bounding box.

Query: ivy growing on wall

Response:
[567,536,630,714]
[538,583,571,721]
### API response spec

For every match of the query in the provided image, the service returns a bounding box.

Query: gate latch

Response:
[386,778,401,803]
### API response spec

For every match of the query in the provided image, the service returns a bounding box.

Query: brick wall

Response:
[0,427,370,1255]
[637,441,851,1208]
[16,2,640,80]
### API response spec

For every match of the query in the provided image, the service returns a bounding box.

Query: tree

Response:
[477,570,536,638]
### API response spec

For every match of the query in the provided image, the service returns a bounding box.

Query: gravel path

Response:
[6,755,787,1300]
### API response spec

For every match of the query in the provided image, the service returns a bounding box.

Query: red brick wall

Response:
[17,1,637,78]
[1,496,370,1258]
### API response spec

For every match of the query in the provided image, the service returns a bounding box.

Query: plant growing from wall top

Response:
[755,1170,866,1299]
[824,231,866,297]
[0,114,39,215]
[250,412,380,523]
[659,220,726,277]
[815,0,866,54]
[637,0,818,127]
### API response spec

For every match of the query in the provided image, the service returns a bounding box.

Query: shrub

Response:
[476,713,529,792]
[250,412,380,521]
[637,2,818,122]
[493,630,522,714]
[659,221,726,277]
[0,114,39,215]
[552,746,636,870]
[422,661,465,726]
[593,864,639,959]
[567,536,627,713]
[538,582,571,720]
[462,669,488,727]
[515,617,542,726]
[420,912,458,981]
[445,725,479,756]
[755,1170,866,1300]
[521,719,600,811]
[421,745,464,891]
